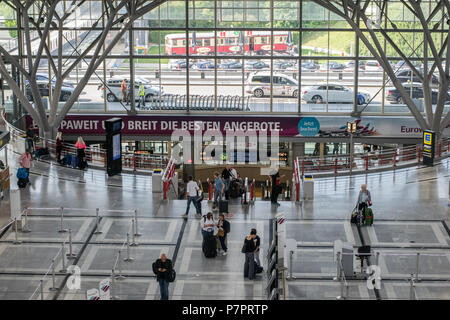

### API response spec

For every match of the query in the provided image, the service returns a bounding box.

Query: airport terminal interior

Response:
[0,0,449,301]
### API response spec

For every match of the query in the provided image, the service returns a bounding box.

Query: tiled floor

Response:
[0,150,449,300]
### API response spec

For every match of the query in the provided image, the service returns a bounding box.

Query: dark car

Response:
[385,83,450,104]
[26,73,74,88]
[245,61,269,70]
[344,61,365,71]
[217,61,242,69]
[301,62,320,71]
[319,62,345,71]
[193,61,215,69]
[169,60,193,69]
[274,61,295,70]
[26,81,74,102]
[392,68,439,85]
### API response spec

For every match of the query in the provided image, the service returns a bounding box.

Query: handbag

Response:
[217,228,225,237]
[241,241,247,254]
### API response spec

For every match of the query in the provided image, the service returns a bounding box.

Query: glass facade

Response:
[0,0,447,115]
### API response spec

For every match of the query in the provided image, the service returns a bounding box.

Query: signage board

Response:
[422,130,435,166]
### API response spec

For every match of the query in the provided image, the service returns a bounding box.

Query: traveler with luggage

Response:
[216,213,230,256]
[75,137,87,170]
[212,172,224,210]
[152,253,173,300]
[25,125,35,155]
[221,164,232,200]
[251,228,262,268]
[182,176,201,218]
[352,184,373,226]
[242,231,257,280]
[18,149,32,185]
[121,79,127,103]
[201,212,216,256]
[56,132,63,164]
[137,83,146,108]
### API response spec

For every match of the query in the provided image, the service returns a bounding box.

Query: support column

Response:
[291,142,305,164]
[319,143,325,159]
[183,140,195,182]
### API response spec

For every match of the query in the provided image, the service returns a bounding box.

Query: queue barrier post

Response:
[94,208,102,235]
[111,269,120,300]
[418,147,421,166]
[250,179,255,204]
[409,274,416,300]
[67,229,77,260]
[58,207,67,233]
[334,158,338,174]
[13,218,21,244]
[415,252,420,282]
[49,259,58,291]
[393,150,397,167]
[40,279,44,300]
[115,250,126,280]
[130,219,138,247]
[60,242,67,273]
[124,233,134,262]
[21,208,31,233]
[134,209,141,237]
[365,154,369,171]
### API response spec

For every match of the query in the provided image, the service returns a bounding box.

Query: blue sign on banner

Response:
[298,117,320,137]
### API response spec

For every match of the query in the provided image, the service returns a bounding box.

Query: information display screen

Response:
[113,133,121,160]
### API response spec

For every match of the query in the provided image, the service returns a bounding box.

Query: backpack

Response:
[152,262,158,275]
[167,269,176,282]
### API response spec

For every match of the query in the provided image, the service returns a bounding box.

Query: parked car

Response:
[301,62,320,71]
[245,72,298,98]
[26,73,75,88]
[365,60,382,72]
[217,61,242,69]
[192,60,215,69]
[301,83,370,104]
[169,60,193,69]
[344,61,365,71]
[319,62,345,71]
[244,61,269,70]
[25,81,74,102]
[391,69,439,85]
[394,60,421,70]
[273,61,295,70]
[385,82,450,104]
[99,76,163,102]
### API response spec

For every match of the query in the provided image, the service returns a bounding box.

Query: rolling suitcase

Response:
[17,178,27,188]
[219,200,228,213]
[203,234,217,258]
[364,207,374,226]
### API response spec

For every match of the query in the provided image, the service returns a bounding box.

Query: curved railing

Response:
[297,140,450,176]
[2,112,169,172]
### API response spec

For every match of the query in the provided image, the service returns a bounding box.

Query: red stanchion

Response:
[365,154,369,171]
[208,179,213,201]
[438,142,442,157]
[405,150,409,162]
[334,158,338,174]
[250,181,254,202]
[133,154,136,172]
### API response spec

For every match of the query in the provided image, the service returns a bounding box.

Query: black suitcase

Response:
[203,234,217,258]
[17,178,27,188]
[219,200,228,213]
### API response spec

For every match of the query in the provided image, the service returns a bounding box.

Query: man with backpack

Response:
[152,253,174,300]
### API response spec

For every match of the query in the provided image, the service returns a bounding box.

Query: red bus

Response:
[165,31,290,55]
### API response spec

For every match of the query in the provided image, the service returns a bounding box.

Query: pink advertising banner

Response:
[25,114,450,138]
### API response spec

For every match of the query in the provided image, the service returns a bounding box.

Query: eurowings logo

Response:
[89,296,100,300]
[101,284,110,292]
[276,217,285,224]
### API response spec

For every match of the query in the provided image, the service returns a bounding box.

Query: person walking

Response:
[126,82,132,106]
[333,143,339,155]
[269,168,284,206]
[152,253,173,300]
[121,79,127,103]
[25,125,35,155]
[213,172,224,210]
[251,228,261,267]
[19,149,32,185]
[356,184,372,213]
[182,176,201,218]
[221,164,232,200]
[200,212,215,251]
[137,83,146,108]
[217,213,230,256]
[243,231,257,280]
[56,131,63,164]
[75,136,87,170]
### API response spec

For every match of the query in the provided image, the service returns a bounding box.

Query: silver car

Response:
[100,76,163,102]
